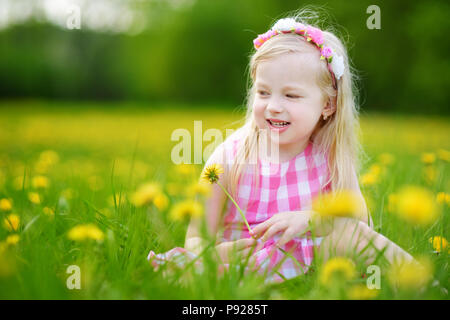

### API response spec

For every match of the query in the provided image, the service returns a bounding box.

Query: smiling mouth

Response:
[267,119,291,127]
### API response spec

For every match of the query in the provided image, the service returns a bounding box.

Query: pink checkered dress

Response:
[148,130,331,283]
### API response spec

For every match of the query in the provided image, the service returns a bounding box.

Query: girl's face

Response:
[253,52,329,159]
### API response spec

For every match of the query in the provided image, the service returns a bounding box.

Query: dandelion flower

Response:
[153,193,169,211]
[32,175,50,189]
[395,186,440,225]
[3,214,20,232]
[436,192,450,206]
[360,172,379,187]
[43,207,55,218]
[319,257,356,285]
[39,150,59,166]
[312,190,364,218]
[421,153,436,165]
[428,236,448,253]
[6,234,20,245]
[169,200,202,221]
[201,164,224,184]
[186,181,211,197]
[131,182,161,207]
[67,224,104,241]
[348,284,379,300]
[0,198,12,211]
[388,257,432,290]
[28,192,41,205]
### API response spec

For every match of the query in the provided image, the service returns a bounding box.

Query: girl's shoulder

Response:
[203,126,246,170]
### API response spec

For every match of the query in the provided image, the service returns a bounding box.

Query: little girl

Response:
[149,12,418,283]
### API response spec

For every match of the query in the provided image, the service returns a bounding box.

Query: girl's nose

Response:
[267,100,284,113]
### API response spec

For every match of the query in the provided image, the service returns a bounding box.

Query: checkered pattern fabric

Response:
[148,130,331,283]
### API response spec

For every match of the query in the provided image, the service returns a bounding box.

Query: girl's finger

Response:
[251,221,270,237]
[276,227,297,247]
[252,216,278,237]
[234,238,257,250]
[261,222,287,242]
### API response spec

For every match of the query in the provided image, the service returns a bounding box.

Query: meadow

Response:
[0,100,448,299]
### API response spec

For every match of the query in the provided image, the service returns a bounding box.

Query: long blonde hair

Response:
[228,10,365,198]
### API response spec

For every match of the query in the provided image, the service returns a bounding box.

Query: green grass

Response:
[0,100,448,299]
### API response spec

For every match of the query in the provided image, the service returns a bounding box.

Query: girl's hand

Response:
[215,238,262,263]
[250,211,315,247]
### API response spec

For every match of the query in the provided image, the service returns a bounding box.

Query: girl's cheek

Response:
[253,103,266,127]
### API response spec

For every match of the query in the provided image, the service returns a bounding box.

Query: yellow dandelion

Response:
[360,172,379,187]
[39,150,59,166]
[378,153,395,166]
[169,200,203,221]
[201,164,224,184]
[428,236,448,253]
[186,181,212,197]
[395,186,440,225]
[6,234,20,245]
[67,224,104,241]
[312,190,365,218]
[368,164,383,176]
[388,257,432,290]
[28,192,41,204]
[437,149,450,162]
[435,192,450,206]
[3,214,20,232]
[421,152,436,165]
[348,284,379,300]
[32,175,50,189]
[43,207,55,218]
[319,257,356,285]
[131,182,161,207]
[153,193,169,211]
[0,198,12,211]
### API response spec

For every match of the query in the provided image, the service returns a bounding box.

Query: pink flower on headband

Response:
[320,47,333,59]
[306,26,324,45]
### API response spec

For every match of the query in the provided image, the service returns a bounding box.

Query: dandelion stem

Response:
[216,181,252,233]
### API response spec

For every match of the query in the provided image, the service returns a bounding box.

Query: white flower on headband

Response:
[331,54,345,80]
[271,18,302,32]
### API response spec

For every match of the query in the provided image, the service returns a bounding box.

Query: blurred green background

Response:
[0,0,449,114]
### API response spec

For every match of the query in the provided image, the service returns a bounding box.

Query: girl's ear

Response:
[322,97,337,118]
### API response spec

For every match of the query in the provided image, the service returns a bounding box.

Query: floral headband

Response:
[253,18,345,89]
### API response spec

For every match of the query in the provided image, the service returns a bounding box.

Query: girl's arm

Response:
[184,182,227,255]
[184,145,229,255]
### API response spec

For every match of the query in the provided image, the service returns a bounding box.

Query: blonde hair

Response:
[228,9,365,198]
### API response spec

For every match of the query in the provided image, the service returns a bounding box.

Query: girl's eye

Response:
[286,94,300,99]
[258,91,269,96]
